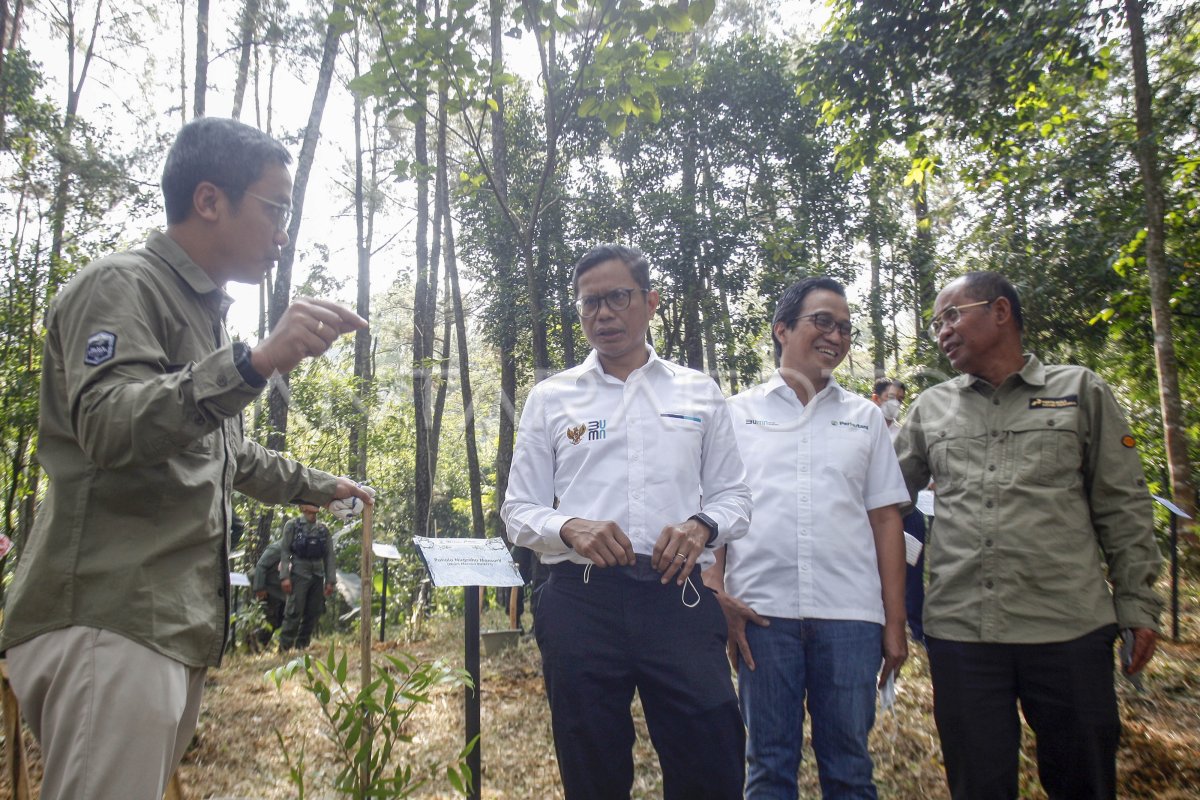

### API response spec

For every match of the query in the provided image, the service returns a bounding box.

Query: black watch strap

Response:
[233,341,267,388]
[690,512,719,547]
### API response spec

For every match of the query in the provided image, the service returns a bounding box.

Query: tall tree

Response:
[1124,0,1196,525]
[267,1,349,451]
[231,0,260,120]
[193,0,208,117]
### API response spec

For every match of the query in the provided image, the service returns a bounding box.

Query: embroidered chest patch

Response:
[1029,395,1078,409]
[84,331,117,366]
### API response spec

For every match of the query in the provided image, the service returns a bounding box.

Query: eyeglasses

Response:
[796,312,858,340]
[575,287,649,319]
[243,190,292,232]
[928,299,992,338]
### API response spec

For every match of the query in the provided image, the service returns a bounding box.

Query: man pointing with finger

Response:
[502,244,753,800]
[1,117,373,800]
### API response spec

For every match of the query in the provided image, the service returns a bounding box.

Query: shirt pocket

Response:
[927,424,984,488]
[1008,415,1082,488]
[654,413,703,469]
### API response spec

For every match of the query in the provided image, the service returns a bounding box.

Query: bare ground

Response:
[3,600,1199,799]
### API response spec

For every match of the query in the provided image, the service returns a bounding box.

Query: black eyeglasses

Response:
[575,288,649,319]
[796,312,858,340]
[928,299,992,338]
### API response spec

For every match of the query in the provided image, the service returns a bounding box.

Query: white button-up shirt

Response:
[725,372,909,624]
[502,347,752,566]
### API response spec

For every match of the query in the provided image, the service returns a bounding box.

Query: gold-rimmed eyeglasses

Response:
[928,299,992,338]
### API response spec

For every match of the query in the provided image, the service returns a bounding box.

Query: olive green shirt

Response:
[894,354,1162,644]
[0,231,338,668]
[279,516,337,586]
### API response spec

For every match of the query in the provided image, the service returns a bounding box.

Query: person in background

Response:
[871,378,928,645]
[251,538,286,649]
[278,503,337,650]
[0,117,373,800]
[895,271,1161,799]
[705,277,908,799]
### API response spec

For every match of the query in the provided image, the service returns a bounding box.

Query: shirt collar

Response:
[577,344,674,383]
[145,230,234,318]
[765,369,844,404]
[958,352,1045,391]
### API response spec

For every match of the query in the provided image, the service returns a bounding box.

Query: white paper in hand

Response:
[903,532,924,566]
[878,665,896,712]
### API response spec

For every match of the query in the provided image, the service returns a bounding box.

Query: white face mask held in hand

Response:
[881,398,902,422]
[329,484,376,521]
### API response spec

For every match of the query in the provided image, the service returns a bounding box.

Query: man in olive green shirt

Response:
[0,118,373,800]
[279,503,337,649]
[252,539,287,649]
[895,271,1161,800]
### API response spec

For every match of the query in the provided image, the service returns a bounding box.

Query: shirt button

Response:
[217,374,228,387]
[985,580,994,589]
[986,500,994,508]
[1048,420,1057,427]
[988,464,996,472]
[985,538,994,547]
[991,430,999,437]
[800,529,809,536]
[993,398,1000,405]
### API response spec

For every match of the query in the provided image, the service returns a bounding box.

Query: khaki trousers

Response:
[6,626,206,800]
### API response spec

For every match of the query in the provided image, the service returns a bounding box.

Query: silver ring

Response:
[315,320,326,336]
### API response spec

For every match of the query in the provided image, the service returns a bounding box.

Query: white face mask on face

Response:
[881,398,902,421]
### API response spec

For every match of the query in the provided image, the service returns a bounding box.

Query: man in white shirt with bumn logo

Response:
[502,244,753,800]
[704,277,908,799]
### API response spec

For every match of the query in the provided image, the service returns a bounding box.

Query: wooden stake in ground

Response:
[359,503,374,791]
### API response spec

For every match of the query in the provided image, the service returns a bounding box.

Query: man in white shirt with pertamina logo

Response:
[704,277,909,799]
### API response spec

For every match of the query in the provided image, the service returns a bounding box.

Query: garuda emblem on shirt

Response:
[566,424,586,445]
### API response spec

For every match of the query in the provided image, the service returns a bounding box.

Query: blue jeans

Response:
[740,618,882,800]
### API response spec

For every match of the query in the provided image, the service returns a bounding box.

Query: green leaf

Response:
[688,0,716,25]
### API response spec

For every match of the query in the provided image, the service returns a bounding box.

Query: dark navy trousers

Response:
[534,558,745,800]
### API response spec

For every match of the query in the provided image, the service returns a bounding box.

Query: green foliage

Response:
[267,644,476,798]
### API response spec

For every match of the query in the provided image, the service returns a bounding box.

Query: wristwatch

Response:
[690,512,719,548]
[232,341,267,388]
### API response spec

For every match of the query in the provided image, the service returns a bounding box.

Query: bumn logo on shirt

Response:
[587,419,607,441]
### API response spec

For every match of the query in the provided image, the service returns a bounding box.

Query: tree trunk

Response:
[349,31,373,483]
[443,165,485,540]
[178,0,187,125]
[867,165,885,376]
[911,178,935,357]
[193,0,208,118]
[267,2,345,452]
[489,0,518,541]
[411,0,434,537]
[231,0,259,120]
[1125,0,1197,531]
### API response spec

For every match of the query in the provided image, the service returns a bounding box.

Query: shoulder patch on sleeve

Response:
[84,331,117,366]
[1121,435,1136,448]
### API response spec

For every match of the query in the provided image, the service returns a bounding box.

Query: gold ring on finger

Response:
[673,553,686,561]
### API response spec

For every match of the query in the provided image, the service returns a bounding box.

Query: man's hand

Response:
[1125,627,1157,675]
[559,518,635,567]
[281,578,293,595]
[329,479,375,517]
[652,518,709,585]
[879,620,908,688]
[250,298,367,377]
[324,583,335,598]
[714,590,769,671]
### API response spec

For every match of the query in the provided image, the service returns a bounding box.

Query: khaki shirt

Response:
[0,232,337,668]
[895,354,1162,643]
